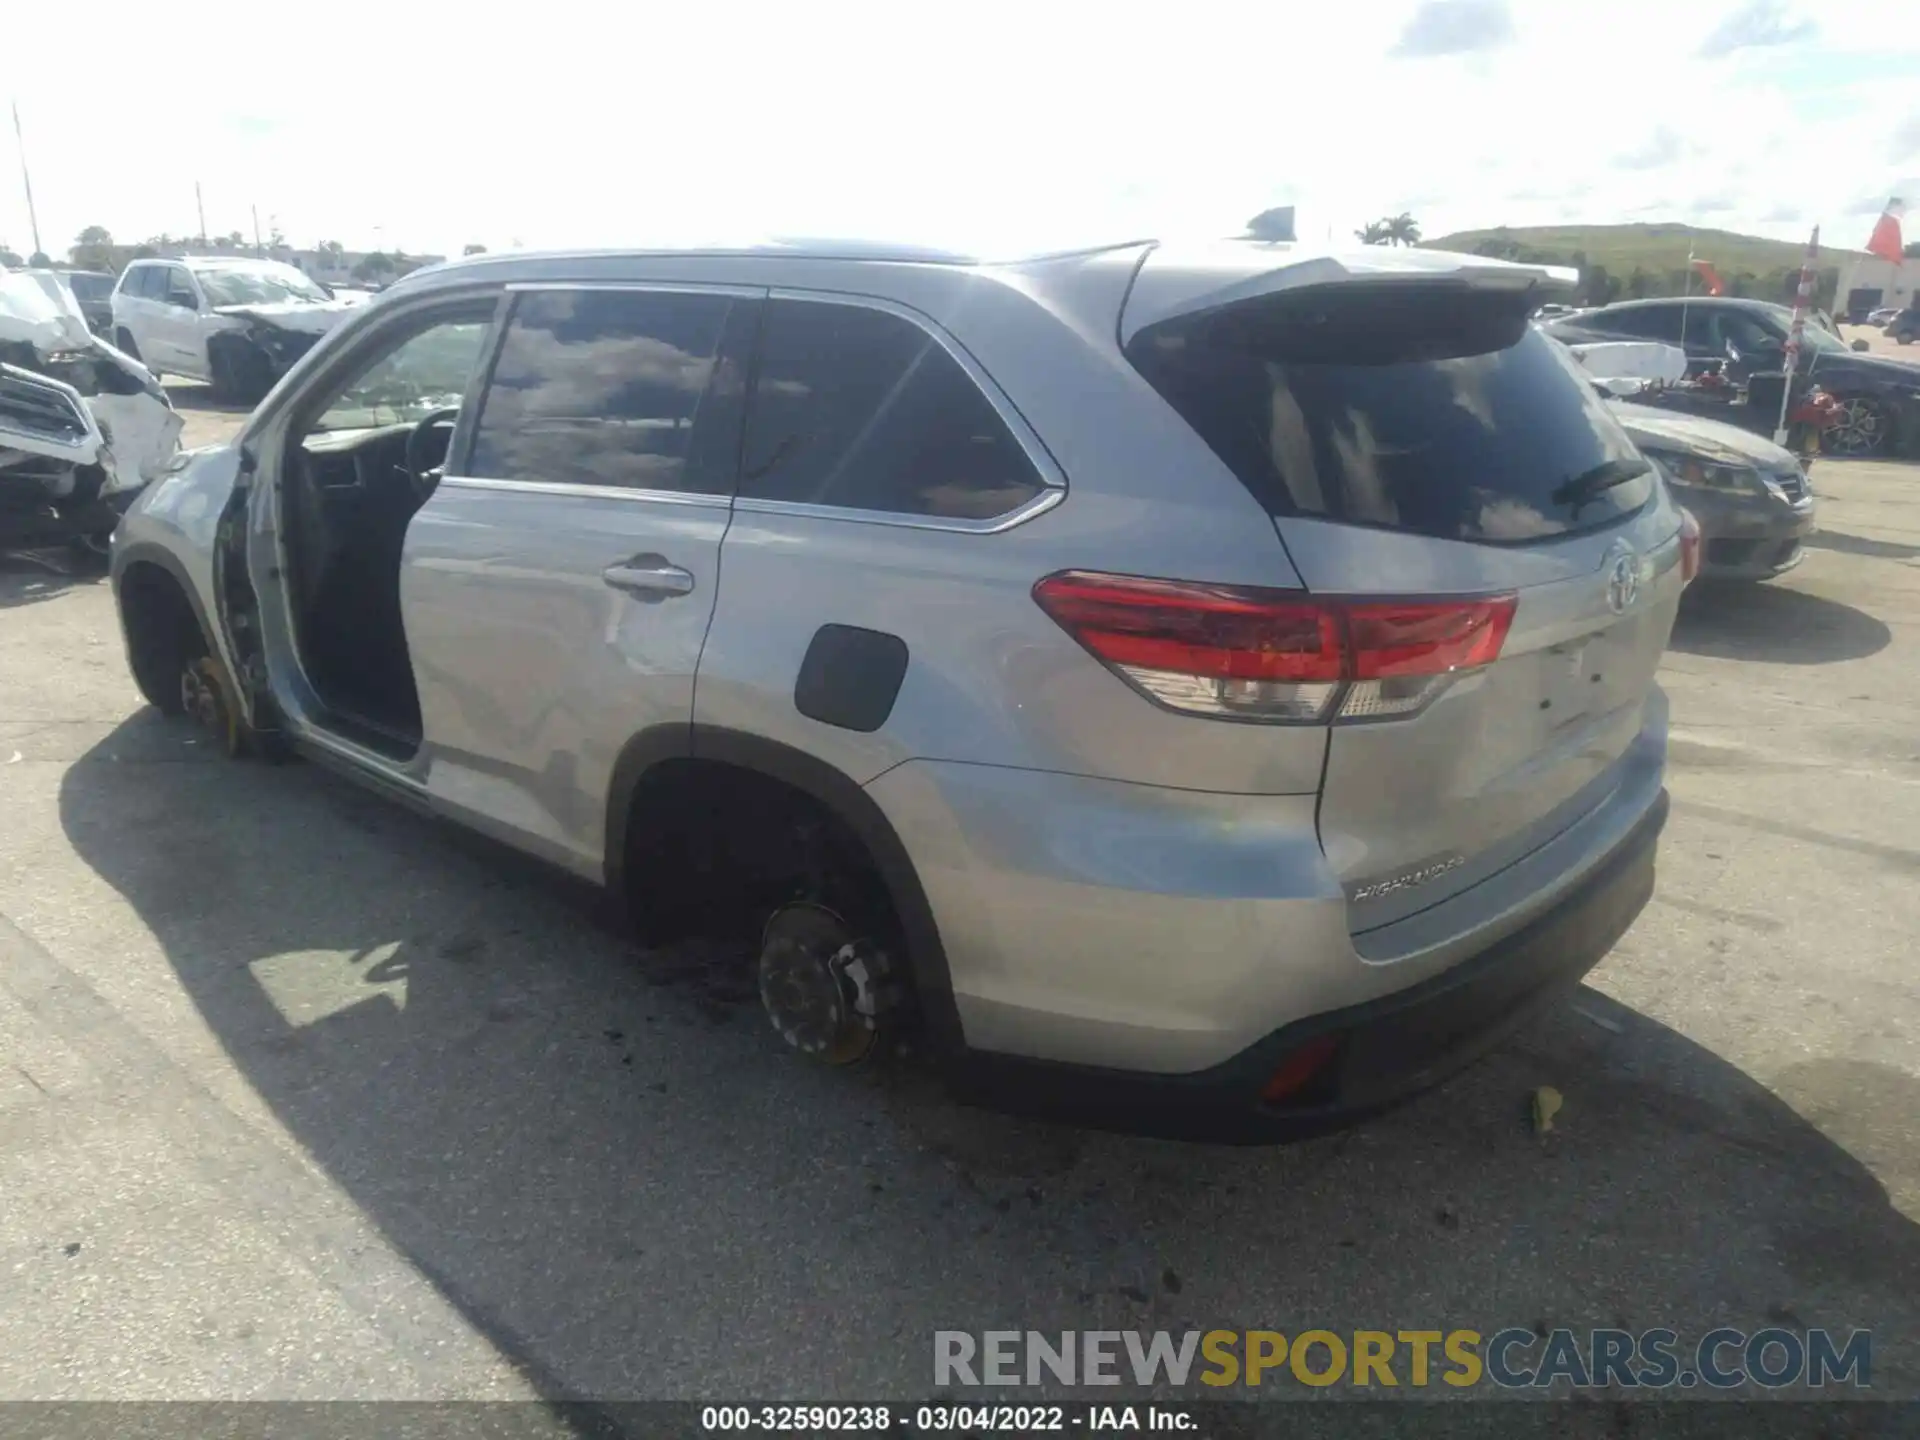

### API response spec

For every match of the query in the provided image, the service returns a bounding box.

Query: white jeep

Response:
[110,257,362,403]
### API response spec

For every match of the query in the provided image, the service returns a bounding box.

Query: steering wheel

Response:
[403,407,462,503]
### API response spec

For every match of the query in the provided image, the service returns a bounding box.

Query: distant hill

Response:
[1424,223,1869,308]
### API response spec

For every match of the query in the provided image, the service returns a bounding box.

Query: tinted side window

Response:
[468,289,744,494]
[123,265,158,298]
[1599,306,1681,342]
[739,299,1044,521]
[1719,310,1782,354]
[165,268,195,304]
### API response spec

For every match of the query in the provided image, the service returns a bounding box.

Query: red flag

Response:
[1866,193,1907,263]
[1690,258,1725,296]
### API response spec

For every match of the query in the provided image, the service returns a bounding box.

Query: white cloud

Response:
[3,0,1916,262]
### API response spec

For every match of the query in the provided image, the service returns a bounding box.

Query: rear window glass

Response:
[1128,288,1652,543]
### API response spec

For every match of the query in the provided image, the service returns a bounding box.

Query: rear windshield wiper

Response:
[1552,456,1650,511]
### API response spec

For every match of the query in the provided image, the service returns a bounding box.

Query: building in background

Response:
[1838,255,1914,322]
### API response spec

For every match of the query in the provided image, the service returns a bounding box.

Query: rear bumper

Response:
[946,788,1667,1143]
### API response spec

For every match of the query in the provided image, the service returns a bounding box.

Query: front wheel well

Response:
[118,560,208,715]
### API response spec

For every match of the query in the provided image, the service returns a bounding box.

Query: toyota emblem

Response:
[1606,554,1639,614]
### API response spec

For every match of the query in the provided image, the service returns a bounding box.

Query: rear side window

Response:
[121,265,159,298]
[738,298,1044,521]
[1126,287,1652,544]
[468,288,746,495]
[1593,306,1681,342]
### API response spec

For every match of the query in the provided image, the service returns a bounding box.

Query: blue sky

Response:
[5,0,1917,261]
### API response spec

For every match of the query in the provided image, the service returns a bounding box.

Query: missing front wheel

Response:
[757,902,901,1066]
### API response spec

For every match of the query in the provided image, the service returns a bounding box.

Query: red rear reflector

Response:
[1033,572,1516,724]
[1677,508,1702,587]
[1260,1033,1341,1104]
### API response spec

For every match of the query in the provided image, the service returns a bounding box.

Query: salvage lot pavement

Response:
[1,384,1917,1401]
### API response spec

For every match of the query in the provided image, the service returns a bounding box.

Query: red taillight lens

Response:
[1028,573,1343,682]
[1345,600,1516,680]
[1033,572,1516,724]
[1678,508,1702,587]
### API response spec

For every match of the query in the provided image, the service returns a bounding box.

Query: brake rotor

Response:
[757,902,892,1066]
[179,655,242,758]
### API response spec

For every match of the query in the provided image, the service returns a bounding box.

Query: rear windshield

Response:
[1126,286,1652,543]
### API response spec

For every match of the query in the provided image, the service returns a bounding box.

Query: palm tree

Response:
[1384,213,1422,247]
[1355,220,1392,245]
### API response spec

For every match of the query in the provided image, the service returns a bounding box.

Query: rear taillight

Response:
[1033,571,1516,725]
[1677,508,1702,588]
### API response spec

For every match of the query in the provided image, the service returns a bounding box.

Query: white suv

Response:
[110,257,361,402]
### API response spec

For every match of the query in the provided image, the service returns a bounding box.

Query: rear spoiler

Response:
[1119,241,1580,343]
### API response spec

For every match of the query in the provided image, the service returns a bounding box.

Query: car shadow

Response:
[0,550,109,610]
[1806,529,1920,563]
[1669,580,1892,664]
[57,712,1920,1400]
[162,380,251,416]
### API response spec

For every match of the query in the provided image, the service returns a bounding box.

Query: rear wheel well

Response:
[622,758,904,957]
[118,561,208,715]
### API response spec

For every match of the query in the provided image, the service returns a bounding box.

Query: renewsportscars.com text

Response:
[934,1328,1871,1390]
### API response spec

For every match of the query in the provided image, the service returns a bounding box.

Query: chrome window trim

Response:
[503,280,767,300]
[748,286,1067,533]
[437,475,733,509]
[731,486,1065,534]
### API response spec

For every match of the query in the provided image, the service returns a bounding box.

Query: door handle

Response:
[602,555,696,599]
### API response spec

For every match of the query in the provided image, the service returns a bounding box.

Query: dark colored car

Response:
[1548,297,1920,457]
[1609,402,1815,581]
[41,270,116,338]
[1889,306,1920,347]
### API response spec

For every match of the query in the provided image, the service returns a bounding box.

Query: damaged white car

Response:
[1,269,183,557]
[110,256,365,404]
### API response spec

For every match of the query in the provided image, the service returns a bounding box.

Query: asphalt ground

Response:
[0,384,1915,1404]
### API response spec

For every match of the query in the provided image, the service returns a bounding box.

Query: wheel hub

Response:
[1829,399,1884,455]
[178,657,240,756]
[757,903,892,1065]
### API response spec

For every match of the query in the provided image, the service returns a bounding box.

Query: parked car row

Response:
[1545,296,1920,456]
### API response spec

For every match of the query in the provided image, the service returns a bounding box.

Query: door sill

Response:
[306,701,422,763]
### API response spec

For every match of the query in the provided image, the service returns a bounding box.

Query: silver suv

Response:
[111,240,1685,1139]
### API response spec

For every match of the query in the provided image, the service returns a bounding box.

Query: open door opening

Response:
[274,301,495,756]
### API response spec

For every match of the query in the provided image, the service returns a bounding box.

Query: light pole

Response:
[11,102,43,259]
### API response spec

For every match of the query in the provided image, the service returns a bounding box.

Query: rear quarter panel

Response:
[692,261,1333,796]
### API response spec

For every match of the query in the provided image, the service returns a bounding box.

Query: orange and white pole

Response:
[1774,225,1820,445]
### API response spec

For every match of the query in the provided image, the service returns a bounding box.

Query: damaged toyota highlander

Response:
[2,268,182,557]
[110,239,1687,1140]
[110,256,362,404]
